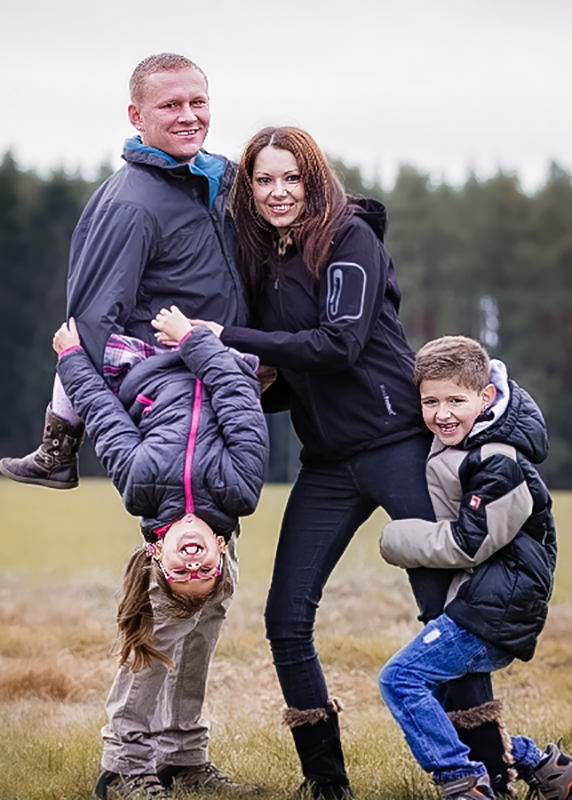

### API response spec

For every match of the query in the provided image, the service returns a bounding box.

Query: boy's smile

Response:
[420,378,496,447]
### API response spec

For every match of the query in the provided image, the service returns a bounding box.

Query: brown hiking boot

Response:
[523,740,572,799]
[438,773,495,799]
[93,769,172,800]
[0,404,84,489]
[157,762,265,794]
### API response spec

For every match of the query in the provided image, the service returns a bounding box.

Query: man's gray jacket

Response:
[67,138,248,369]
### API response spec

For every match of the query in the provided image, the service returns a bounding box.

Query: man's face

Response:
[128,69,210,163]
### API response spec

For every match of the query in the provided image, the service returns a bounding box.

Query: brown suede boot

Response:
[0,405,84,489]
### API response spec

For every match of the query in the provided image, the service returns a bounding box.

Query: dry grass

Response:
[0,482,571,799]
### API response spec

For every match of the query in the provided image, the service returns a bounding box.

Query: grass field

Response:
[1,479,571,799]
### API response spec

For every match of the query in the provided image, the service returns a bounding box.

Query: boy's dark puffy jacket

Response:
[57,326,269,540]
[381,377,556,661]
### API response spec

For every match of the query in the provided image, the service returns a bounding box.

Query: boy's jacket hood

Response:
[463,378,549,465]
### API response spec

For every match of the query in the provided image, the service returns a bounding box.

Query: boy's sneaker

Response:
[523,740,572,799]
[156,761,265,794]
[438,773,495,799]
[93,769,171,800]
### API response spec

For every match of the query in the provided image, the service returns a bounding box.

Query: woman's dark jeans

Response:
[264,433,492,711]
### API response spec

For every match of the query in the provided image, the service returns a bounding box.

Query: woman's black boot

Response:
[284,699,354,800]
[448,699,517,797]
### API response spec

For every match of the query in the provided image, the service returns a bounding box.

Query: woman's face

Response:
[251,146,305,232]
[153,514,226,597]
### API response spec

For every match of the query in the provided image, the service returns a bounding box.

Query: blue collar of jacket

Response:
[122,136,225,209]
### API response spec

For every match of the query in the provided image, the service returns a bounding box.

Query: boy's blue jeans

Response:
[379,614,543,783]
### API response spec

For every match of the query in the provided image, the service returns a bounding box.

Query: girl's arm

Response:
[178,326,269,517]
[220,222,390,371]
[379,446,534,569]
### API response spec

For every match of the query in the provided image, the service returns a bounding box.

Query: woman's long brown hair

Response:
[231,127,352,299]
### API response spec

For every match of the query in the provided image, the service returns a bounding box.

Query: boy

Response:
[378,336,571,800]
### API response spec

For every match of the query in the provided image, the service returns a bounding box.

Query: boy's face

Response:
[419,378,496,446]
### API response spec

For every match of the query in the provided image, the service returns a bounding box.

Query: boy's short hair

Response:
[414,335,490,391]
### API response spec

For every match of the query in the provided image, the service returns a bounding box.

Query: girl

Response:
[187,127,507,799]
[53,308,268,800]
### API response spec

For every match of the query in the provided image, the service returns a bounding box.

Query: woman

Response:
[191,128,500,799]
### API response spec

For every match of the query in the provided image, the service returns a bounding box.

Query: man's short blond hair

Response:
[129,53,207,104]
[414,335,490,392]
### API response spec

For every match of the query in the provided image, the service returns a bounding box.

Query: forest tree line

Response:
[0,152,571,486]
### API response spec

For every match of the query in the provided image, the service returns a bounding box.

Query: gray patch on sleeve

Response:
[326,262,366,322]
[474,481,534,564]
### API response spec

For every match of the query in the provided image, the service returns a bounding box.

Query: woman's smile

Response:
[252,146,305,232]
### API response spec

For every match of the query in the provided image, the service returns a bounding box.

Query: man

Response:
[0,52,247,488]
[1,54,259,800]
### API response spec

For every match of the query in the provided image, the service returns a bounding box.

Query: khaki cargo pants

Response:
[100,532,238,775]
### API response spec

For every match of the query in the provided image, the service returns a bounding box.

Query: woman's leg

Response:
[265,461,373,798]
[349,434,452,622]
[265,460,375,709]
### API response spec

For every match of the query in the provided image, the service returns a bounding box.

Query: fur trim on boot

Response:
[283,700,353,800]
[448,699,517,797]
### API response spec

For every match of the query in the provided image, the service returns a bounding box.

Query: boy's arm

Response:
[380,445,534,569]
[178,326,269,517]
[56,348,142,493]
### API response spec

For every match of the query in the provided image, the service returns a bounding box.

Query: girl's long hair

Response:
[116,547,218,672]
[231,126,353,299]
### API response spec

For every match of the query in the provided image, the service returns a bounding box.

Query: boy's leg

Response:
[513,737,572,798]
[0,375,83,489]
[378,614,512,784]
[351,437,512,791]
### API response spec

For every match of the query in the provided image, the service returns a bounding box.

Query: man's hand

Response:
[53,318,81,354]
[152,305,192,344]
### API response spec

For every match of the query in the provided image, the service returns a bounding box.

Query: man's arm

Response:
[67,201,154,370]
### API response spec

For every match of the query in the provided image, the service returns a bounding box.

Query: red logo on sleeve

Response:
[469,494,482,509]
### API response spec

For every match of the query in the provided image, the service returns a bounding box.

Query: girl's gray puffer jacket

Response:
[57,326,269,540]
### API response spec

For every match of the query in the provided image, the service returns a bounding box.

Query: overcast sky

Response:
[2,0,571,192]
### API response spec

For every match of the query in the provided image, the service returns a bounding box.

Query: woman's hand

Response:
[53,318,81,354]
[189,319,224,338]
[152,305,192,344]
